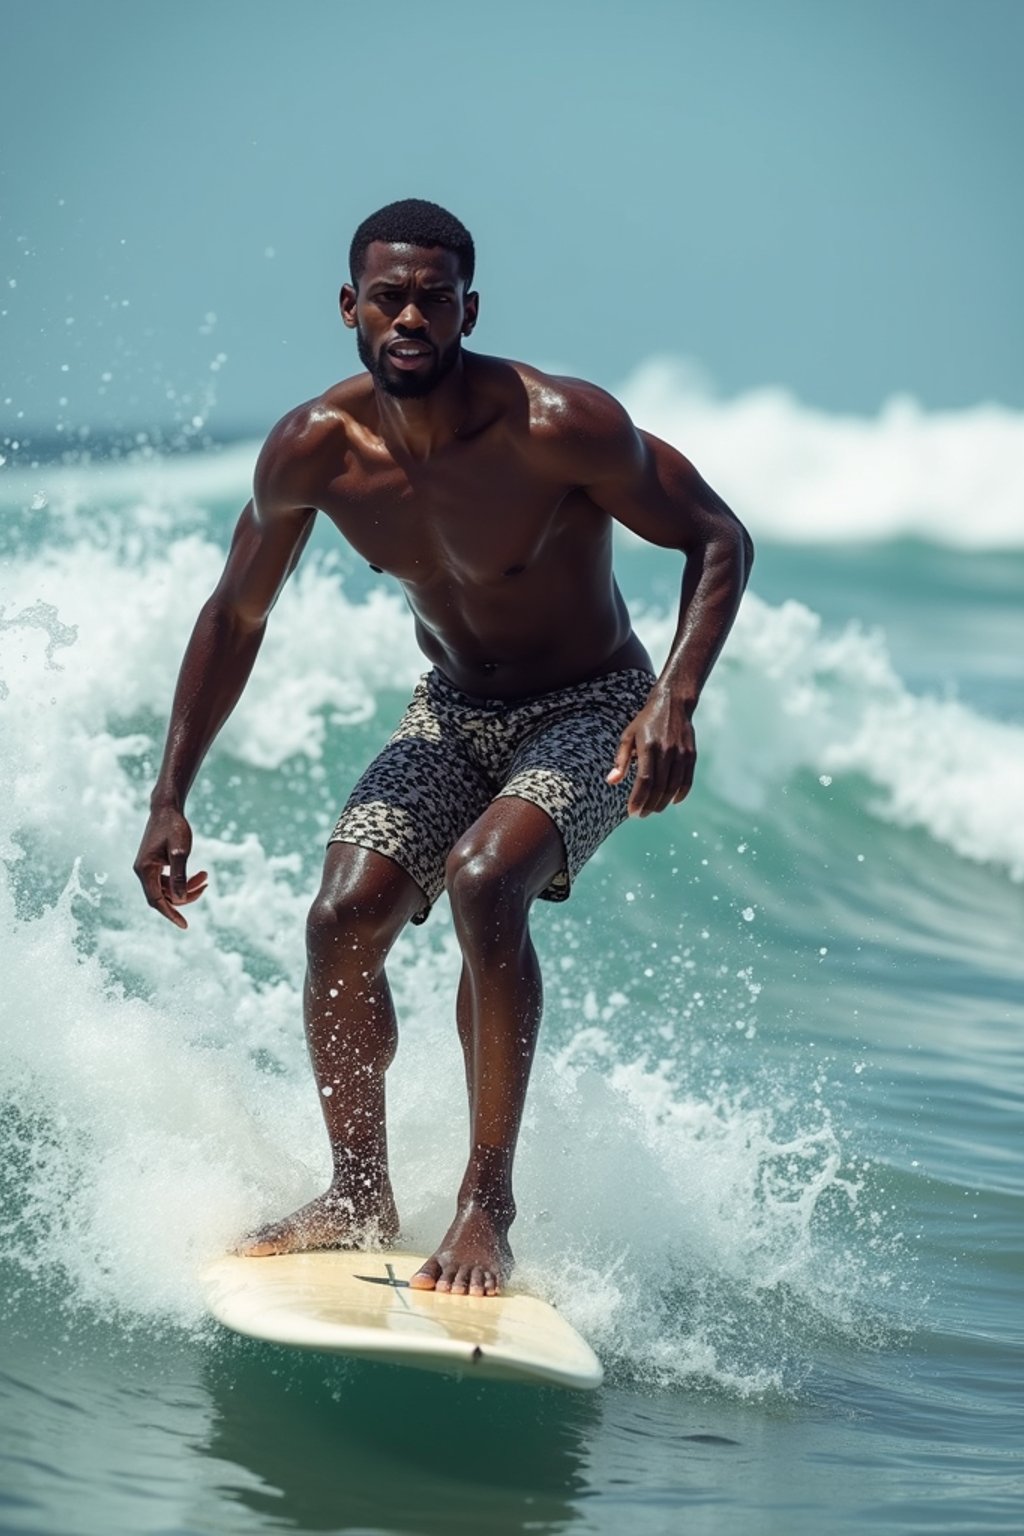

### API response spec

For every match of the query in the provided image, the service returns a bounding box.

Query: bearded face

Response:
[356,323,464,400]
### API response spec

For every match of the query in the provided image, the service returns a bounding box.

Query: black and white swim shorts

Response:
[327,665,657,923]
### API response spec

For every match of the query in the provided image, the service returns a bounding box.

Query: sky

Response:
[2,0,1022,442]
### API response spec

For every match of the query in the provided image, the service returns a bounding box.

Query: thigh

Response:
[314,839,429,936]
[494,670,655,902]
[447,793,568,904]
[329,731,493,924]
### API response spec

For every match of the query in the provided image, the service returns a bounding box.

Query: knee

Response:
[445,838,531,937]
[306,891,374,954]
[306,872,405,961]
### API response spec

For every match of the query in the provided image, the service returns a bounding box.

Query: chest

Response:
[318,443,581,585]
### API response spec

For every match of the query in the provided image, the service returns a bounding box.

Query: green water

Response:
[1,459,1022,1533]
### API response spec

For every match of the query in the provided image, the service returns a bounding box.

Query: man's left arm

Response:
[567,397,754,816]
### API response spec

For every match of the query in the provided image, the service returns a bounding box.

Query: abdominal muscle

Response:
[407,576,655,699]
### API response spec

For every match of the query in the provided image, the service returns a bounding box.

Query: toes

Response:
[450,1263,474,1296]
[408,1254,506,1298]
[409,1258,442,1291]
[436,1263,459,1294]
[235,1225,283,1257]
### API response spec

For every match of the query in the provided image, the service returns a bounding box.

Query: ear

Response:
[462,289,479,337]
[340,282,358,330]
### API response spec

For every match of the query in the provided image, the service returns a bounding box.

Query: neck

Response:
[374,354,469,461]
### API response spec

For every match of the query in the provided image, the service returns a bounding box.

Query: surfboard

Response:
[201,1249,604,1391]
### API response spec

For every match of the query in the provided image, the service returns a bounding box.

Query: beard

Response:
[356,325,462,399]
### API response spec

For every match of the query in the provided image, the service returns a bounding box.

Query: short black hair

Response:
[349,199,475,289]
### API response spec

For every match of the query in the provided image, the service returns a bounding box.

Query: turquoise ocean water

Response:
[1,395,1022,1533]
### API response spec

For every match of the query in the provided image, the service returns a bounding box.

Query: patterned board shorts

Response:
[328,665,657,923]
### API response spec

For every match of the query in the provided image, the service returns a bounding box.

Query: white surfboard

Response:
[201,1249,602,1390]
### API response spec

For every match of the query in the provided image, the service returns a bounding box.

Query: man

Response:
[134,199,753,1299]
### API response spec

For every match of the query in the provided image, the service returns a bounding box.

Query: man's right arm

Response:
[134,414,317,927]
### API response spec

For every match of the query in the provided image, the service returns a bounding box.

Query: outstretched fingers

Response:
[630,739,697,815]
[142,867,208,929]
[606,726,636,787]
[166,868,209,913]
[134,807,208,927]
[168,847,189,904]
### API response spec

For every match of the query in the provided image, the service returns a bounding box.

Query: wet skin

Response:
[134,240,753,1297]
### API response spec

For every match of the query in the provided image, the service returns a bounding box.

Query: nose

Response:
[396,300,427,331]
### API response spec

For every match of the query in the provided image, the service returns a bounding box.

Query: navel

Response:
[503,563,526,577]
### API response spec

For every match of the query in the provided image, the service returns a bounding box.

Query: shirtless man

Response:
[134,199,753,1298]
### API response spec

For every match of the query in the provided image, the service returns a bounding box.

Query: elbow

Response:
[203,591,268,639]
[709,516,754,586]
[739,521,755,582]
[721,509,754,584]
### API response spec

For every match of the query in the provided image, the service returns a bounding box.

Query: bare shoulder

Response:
[253,375,373,516]
[493,359,645,480]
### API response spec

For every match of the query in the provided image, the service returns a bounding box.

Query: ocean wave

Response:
[4,355,1022,554]
[0,522,934,1395]
[636,595,1024,882]
[0,855,884,1397]
[619,357,1024,549]
[1,532,1020,894]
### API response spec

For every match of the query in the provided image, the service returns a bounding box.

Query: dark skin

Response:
[134,240,753,1297]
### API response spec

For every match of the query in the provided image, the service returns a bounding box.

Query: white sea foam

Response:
[1,853,871,1394]
[5,356,1023,549]
[636,595,1024,882]
[619,357,1024,548]
[0,513,922,1394]
[3,519,1020,888]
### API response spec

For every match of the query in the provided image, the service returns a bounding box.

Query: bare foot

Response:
[237,1183,399,1257]
[409,1201,513,1298]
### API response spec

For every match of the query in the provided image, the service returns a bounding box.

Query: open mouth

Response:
[387,342,434,369]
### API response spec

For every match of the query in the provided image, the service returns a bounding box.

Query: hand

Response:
[606,685,697,816]
[133,805,208,929]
